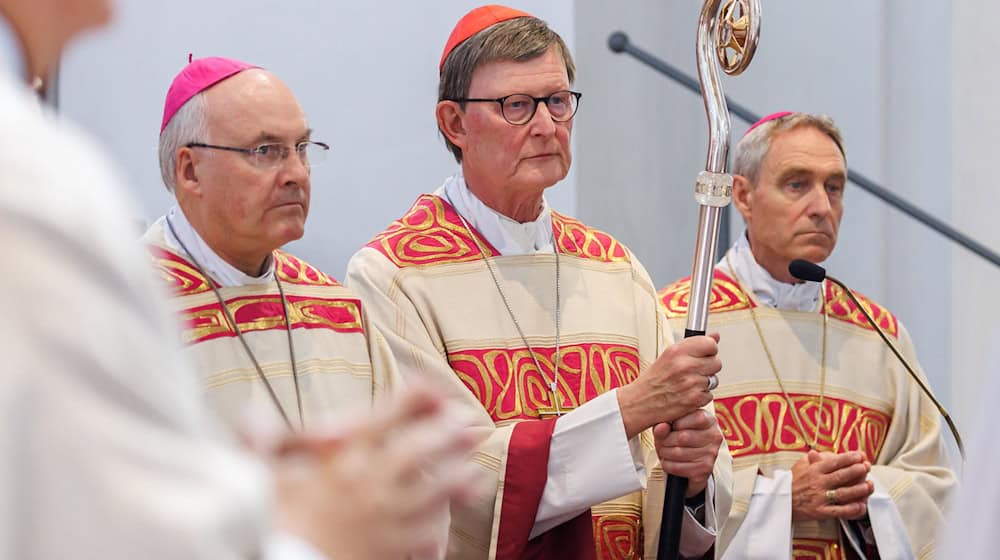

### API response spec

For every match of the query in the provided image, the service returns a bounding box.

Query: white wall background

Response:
[573,0,999,446]
[56,1,998,441]
[59,0,576,277]
[949,1,1000,439]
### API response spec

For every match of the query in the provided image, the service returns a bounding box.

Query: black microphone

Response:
[788,259,826,283]
[788,259,964,459]
[607,31,629,53]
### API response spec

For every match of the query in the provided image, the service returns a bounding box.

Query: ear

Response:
[732,174,753,224]
[174,147,202,197]
[436,100,468,151]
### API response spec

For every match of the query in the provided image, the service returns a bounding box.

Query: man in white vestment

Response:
[659,111,956,559]
[347,5,731,559]
[142,56,394,434]
[0,1,474,558]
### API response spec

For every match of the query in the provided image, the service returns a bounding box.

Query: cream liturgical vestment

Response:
[347,181,732,560]
[142,218,392,432]
[0,57,323,558]
[659,244,955,560]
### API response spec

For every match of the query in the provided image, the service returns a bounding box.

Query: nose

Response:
[278,148,310,186]
[805,184,833,219]
[528,100,557,136]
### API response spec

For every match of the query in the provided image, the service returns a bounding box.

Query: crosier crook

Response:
[658,1,760,558]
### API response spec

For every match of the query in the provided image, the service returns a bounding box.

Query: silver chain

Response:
[445,195,565,415]
[164,216,304,431]
[725,253,827,449]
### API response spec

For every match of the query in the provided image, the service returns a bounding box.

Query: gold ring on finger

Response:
[825,489,839,505]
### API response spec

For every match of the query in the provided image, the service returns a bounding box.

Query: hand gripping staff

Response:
[658,1,760,558]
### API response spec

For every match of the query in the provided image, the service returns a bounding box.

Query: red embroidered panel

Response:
[275,251,341,287]
[365,195,499,268]
[825,282,899,338]
[148,246,215,296]
[552,211,630,264]
[367,196,635,268]
[592,512,642,560]
[447,343,640,422]
[792,537,845,559]
[658,269,754,319]
[149,246,341,293]
[180,294,363,344]
[715,392,891,463]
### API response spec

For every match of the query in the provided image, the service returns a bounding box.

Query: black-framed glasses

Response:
[448,90,582,125]
[186,141,330,169]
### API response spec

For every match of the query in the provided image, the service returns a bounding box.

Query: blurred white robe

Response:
[0,43,319,559]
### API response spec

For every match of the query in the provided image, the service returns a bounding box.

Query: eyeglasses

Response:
[186,141,330,169]
[448,90,582,125]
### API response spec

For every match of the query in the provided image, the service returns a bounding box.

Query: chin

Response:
[518,166,567,191]
[794,247,833,264]
[274,222,306,245]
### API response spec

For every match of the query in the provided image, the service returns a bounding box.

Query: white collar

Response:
[435,169,553,256]
[720,233,822,312]
[160,205,275,287]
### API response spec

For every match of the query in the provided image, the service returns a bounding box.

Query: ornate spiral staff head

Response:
[687,0,761,331]
[715,0,760,75]
[659,2,761,559]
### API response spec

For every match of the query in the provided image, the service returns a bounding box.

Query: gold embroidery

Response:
[716,393,891,461]
[184,296,363,344]
[658,269,753,318]
[825,282,899,338]
[448,343,640,422]
[552,211,631,264]
[593,514,642,560]
[366,195,497,268]
[792,537,844,560]
[152,254,213,295]
[275,251,340,286]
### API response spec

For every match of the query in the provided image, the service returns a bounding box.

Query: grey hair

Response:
[438,16,575,163]
[731,112,846,185]
[158,93,210,193]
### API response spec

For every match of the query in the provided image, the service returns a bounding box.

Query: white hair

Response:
[158,93,210,193]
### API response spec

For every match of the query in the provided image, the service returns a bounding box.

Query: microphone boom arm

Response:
[825,274,965,460]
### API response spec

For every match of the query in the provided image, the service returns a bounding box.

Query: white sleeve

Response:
[679,476,718,558]
[530,389,645,537]
[862,476,916,560]
[0,125,272,560]
[721,470,794,560]
[265,533,329,560]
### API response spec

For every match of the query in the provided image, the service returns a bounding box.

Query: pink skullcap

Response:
[440,5,533,71]
[743,111,794,137]
[160,56,259,133]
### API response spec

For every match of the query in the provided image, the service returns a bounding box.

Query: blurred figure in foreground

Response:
[0,1,473,558]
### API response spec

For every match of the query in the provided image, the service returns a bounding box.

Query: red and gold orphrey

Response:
[350,194,681,559]
[143,225,379,434]
[659,264,951,559]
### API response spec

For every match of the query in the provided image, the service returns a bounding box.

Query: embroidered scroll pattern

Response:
[715,392,890,462]
[658,269,754,319]
[448,343,640,422]
[366,195,499,268]
[181,295,363,344]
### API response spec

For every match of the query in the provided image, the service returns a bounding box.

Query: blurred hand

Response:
[791,450,873,522]
[618,333,722,438]
[653,409,723,497]
[268,387,478,560]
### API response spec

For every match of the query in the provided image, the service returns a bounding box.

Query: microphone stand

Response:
[825,273,965,459]
[657,2,761,559]
[789,259,964,460]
